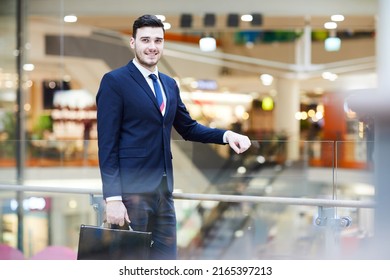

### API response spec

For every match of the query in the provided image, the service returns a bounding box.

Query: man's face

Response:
[130,26,164,72]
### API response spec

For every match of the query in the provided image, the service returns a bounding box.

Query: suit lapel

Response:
[126,62,161,112]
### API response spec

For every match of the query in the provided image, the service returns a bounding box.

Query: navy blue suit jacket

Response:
[96,61,227,199]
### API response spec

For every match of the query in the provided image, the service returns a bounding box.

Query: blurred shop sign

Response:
[53,89,95,109]
[51,108,96,121]
[7,197,51,212]
[194,79,218,91]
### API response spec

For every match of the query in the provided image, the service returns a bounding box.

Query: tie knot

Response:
[149,74,158,81]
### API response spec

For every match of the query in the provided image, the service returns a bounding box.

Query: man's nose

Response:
[148,42,157,49]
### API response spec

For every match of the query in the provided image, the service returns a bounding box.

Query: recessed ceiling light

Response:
[64,14,77,23]
[23,64,35,71]
[260,74,273,86]
[156,15,166,21]
[325,37,341,51]
[241,14,253,22]
[324,22,337,29]
[331,15,345,22]
[199,37,216,52]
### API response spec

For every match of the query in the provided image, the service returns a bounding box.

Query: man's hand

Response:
[225,130,251,154]
[105,200,130,226]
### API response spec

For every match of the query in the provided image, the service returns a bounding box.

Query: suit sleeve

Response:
[172,82,226,144]
[96,73,123,199]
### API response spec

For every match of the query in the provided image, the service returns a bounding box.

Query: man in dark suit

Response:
[96,14,251,259]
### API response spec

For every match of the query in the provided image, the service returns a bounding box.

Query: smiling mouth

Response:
[147,51,158,56]
[146,54,158,60]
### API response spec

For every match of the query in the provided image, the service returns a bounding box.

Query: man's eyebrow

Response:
[139,36,164,40]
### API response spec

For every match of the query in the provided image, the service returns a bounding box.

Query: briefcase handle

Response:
[101,220,134,231]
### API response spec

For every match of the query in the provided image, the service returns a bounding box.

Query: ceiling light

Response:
[324,37,341,51]
[260,74,273,86]
[241,14,253,22]
[322,71,338,81]
[156,15,166,21]
[199,36,216,52]
[331,15,345,22]
[64,14,77,23]
[324,21,337,29]
[23,64,35,71]
[163,22,171,30]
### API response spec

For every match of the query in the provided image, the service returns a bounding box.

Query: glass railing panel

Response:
[0,191,96,260]
[0,140,100,186]
[173,139,372,259]
[0,139,99,168]
[172,140,336,198]
[333,139,374,195]
[1,139,101,259]
[0,139,375,259]
[304,140,338,200]
[27,139,99,168]
[332,140,375,256]
[0,193,373,260]
[175,199,371,259]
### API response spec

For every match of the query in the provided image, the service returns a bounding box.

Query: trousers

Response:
[122,177,177,260]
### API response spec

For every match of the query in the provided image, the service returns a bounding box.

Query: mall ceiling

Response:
[25,0,379,99]
[28,0,377,17]
[28,0,378,33]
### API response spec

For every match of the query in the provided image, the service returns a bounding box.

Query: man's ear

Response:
[129,36,135,49]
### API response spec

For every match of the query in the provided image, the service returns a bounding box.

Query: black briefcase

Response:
[77,224,153,260]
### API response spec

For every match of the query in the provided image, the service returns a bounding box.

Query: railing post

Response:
[315,206,352,257]
[15,0,27,254]
[90,194,104,225]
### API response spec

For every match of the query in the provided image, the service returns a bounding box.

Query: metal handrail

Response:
[174,192,375,208]
[0,183,101,195]
[0,183,375,209]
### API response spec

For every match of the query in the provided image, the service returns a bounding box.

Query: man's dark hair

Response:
[132,14,165,38]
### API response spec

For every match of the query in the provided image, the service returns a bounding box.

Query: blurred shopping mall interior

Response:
[1,0,389,260]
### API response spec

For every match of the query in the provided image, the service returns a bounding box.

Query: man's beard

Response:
[135,51,159,69]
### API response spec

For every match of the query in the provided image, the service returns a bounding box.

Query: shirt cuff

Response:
[105,196,122,201]
[223,131,230,143]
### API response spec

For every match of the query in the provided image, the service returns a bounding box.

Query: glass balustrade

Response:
[0,139,375,259]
